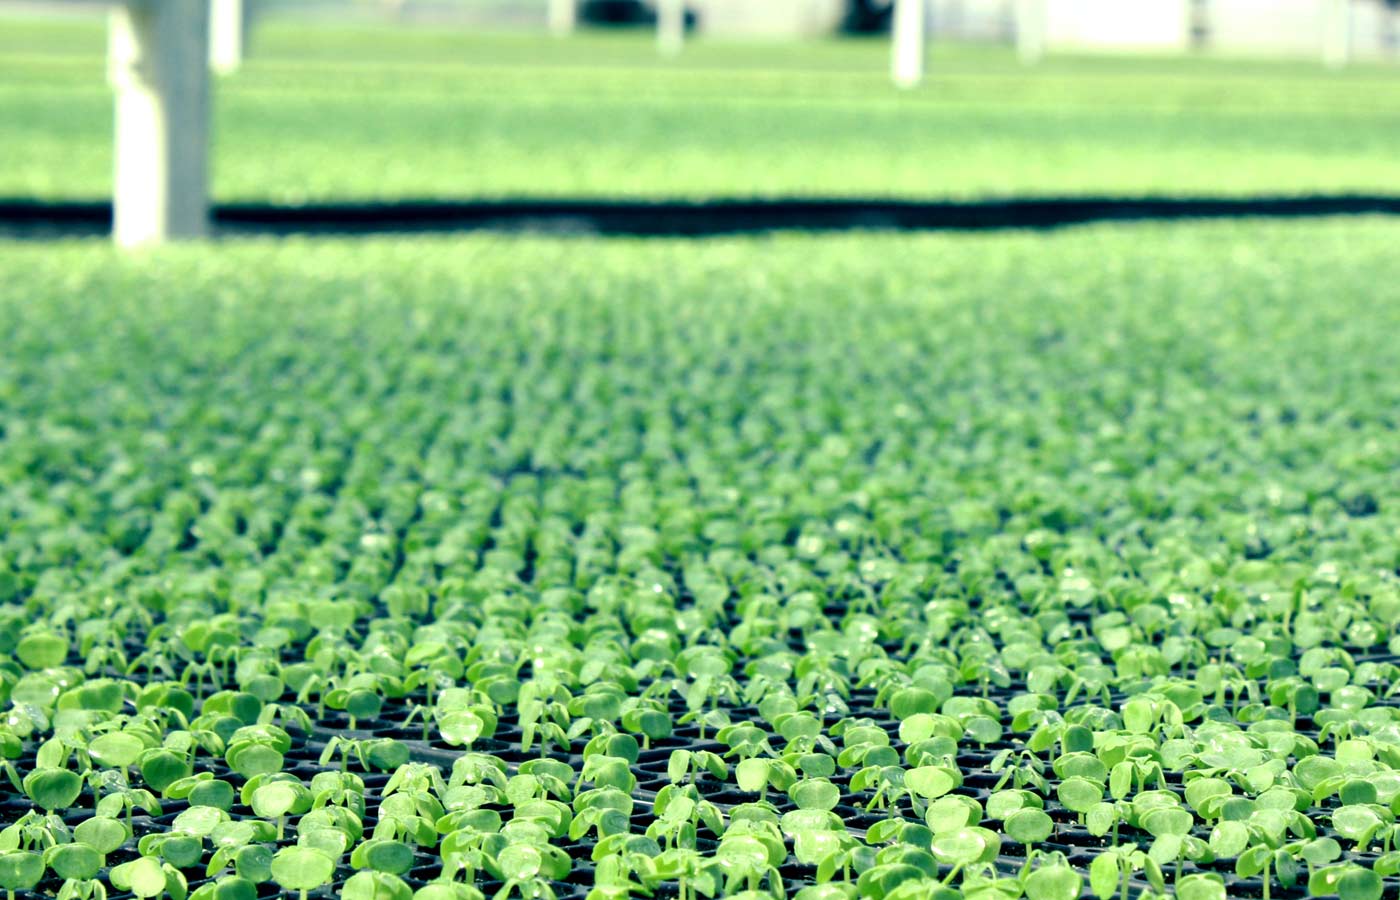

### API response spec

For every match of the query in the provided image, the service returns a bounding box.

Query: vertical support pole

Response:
[1188,0,1211,51]
[210,0,246,75]
[657,0,684,57]
[548,0,577,36]
[109,0,210,247]
[1385,1,1400,61]
[892,0,926,88]
[1323,0,1351,69]
[1015,0,1045,65]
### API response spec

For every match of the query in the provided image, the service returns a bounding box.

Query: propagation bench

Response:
[43,0,1364,246]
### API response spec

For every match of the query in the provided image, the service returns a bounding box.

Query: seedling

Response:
[271,846,336,900]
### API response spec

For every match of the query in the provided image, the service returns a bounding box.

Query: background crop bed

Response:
[4,19,1400,203]
[2,220,1400,900]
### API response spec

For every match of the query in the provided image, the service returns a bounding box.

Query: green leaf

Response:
[1056,776,1103,814]
[791,779,840,812]
[413,884,483,900]
[199,876,259,900]
[963,716,1001,745]
[234,844,273,883]
[189,779,236,812]
[1185,778,1232,813]
[856,862,927,900]
[1175,874,1226,900]
[1148,834,1183,867]
[90,732,146,768]
[905,766,957,800]
[23,767,82,811]
[271,846,336,891]
[793,829,843,866]
[75,816,129,854]
[667,750,691,784]
[110,856,169,898]
[926,797,975,834]
[889,687,939,720]
[45,842,101,881]
[1300,837,1342,866]
[736,758,769,793]
[1004,809,1053,845]
[1143,855,1165,893]
[1332,805,1383,843]
[1338,867,1383,900]
[928,829,986,866]
[799,753,836,779]
[1142,807,1193,837]
[346,690,383,720]
[1209,821,1248,858]
[1311,865,1384,900]
[364,841,414,876]
[1236,846,1270,879]
[16,633,67,670]
[1109,761,1132,799]
[1089,852,1119,900]
[1339,780,1377,807]
[1122,698,1157,734]
[175,805,229,837]
[717,833,771,872]
[141,749,192,793]
[226,743,283,779]
[866,820,906,845]
[495,845,543,881]
[0,852,43,892]
[1061,725,1094,754]
[160,834,204,868]
[250,782,299,819]
[1024,865,1082,900]
[365,740,410,771]
[986,790,1029,821]
[633,710,672,741]
[898,714,939,745]
[438,711,484,747]
[343,870,413,900]
[1086,802,1117,837]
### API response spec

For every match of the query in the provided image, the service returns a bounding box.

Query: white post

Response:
[1015,0,1045,65]
[1323,0,1351,69]
[1189,0,1211,50]
[1386,1,1400,61]
[109,0,210,247]
[210,0,246,75]
[892,0,926,88]
[657,0,684,57]
[548,0,577,35]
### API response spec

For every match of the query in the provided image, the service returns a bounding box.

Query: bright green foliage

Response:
[0,221,1398,900]
[271,847,336,893]
[6,22,1400,203]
